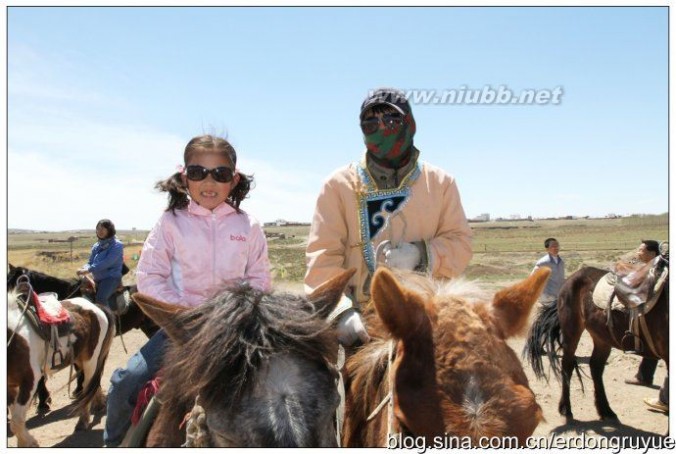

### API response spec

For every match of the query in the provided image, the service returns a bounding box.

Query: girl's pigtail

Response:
[228,172,253,212]
[155,172,190,213]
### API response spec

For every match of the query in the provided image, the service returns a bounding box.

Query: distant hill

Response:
[8,228,147,235]
[8,229,50,234]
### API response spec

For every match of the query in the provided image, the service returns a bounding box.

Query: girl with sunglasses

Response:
[103,134,271,447]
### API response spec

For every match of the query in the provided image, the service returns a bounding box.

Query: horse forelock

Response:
[162,284,337,409]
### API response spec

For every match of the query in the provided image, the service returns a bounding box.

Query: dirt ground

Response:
[7,313,670,448]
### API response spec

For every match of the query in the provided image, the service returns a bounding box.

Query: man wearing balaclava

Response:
[305,88,473,346]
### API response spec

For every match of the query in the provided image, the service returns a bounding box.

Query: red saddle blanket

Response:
[32,291,70,325]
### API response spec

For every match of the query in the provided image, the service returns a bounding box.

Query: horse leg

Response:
[8,377,39,447]
[588,337,617,420]
[557,317,584,420]
[558,349,577,420]
[9,403,39,448]
[36,376,52,413]
[75,367,84,397]
[73,355,100,431]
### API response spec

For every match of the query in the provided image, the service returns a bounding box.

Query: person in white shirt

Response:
[532,238,565,305]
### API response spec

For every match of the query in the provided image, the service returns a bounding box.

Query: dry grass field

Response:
[9,213,668,287]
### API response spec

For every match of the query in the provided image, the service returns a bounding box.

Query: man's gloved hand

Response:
[336,308,370,347]
[384,242,422,271]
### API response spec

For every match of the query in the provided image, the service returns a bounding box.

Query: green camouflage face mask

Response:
[364,112,416,168]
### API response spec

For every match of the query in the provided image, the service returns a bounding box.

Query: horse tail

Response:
[73,304,116,415]
[523,299,563,380]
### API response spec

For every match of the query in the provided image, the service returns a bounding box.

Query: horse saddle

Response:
[591,274,625,311]
[593,259,668,356]
[18,292,74,369]
[615,262,668,316]
[23,292,73,339]
[591,266,667,316]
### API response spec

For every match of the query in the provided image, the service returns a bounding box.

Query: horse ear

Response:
[308,268,356,319]
[370,267,446,439]
[371,268,430,339]
[492,267,551,338]
[131,293,192,344]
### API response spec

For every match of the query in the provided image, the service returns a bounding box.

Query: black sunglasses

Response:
[185,165,235,183]
[360,113,404,135]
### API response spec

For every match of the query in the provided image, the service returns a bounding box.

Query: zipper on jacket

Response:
[211,213,217,289]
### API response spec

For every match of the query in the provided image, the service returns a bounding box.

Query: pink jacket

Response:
[137,200,271,307]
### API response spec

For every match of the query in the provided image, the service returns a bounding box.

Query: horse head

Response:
[131,268,355,447]
[7,264,26,289]
[344,267,550,447]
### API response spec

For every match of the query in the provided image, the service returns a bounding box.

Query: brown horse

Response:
[7,290,116,447]
[524,258,669,420]
[342,267,551,447]
[128,269,355,447]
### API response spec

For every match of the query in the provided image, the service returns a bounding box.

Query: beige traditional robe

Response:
[305,155,473,317]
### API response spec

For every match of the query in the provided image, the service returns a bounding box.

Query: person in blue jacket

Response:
[77,218,124,309]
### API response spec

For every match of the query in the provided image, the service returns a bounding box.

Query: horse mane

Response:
[344,337,391,419]
[385,269,488,304]
[159,283,338,411]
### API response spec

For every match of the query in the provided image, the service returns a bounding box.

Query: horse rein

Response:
[63,281,84,300]
[366,339,396,443]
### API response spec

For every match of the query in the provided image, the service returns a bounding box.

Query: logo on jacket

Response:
[366,196,407,240]
[230,234,246,242]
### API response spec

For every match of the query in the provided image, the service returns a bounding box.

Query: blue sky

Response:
[7,6,668,231]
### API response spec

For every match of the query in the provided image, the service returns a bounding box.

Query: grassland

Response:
[8,214,668,286]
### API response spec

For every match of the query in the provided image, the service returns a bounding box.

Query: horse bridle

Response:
[8,275,35,347]
[182,395,211,447]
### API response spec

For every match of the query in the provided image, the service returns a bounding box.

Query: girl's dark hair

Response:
[156,135,254,214]
[96,219,116,238]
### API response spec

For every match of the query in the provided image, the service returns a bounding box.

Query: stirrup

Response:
[621,331,643,354]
